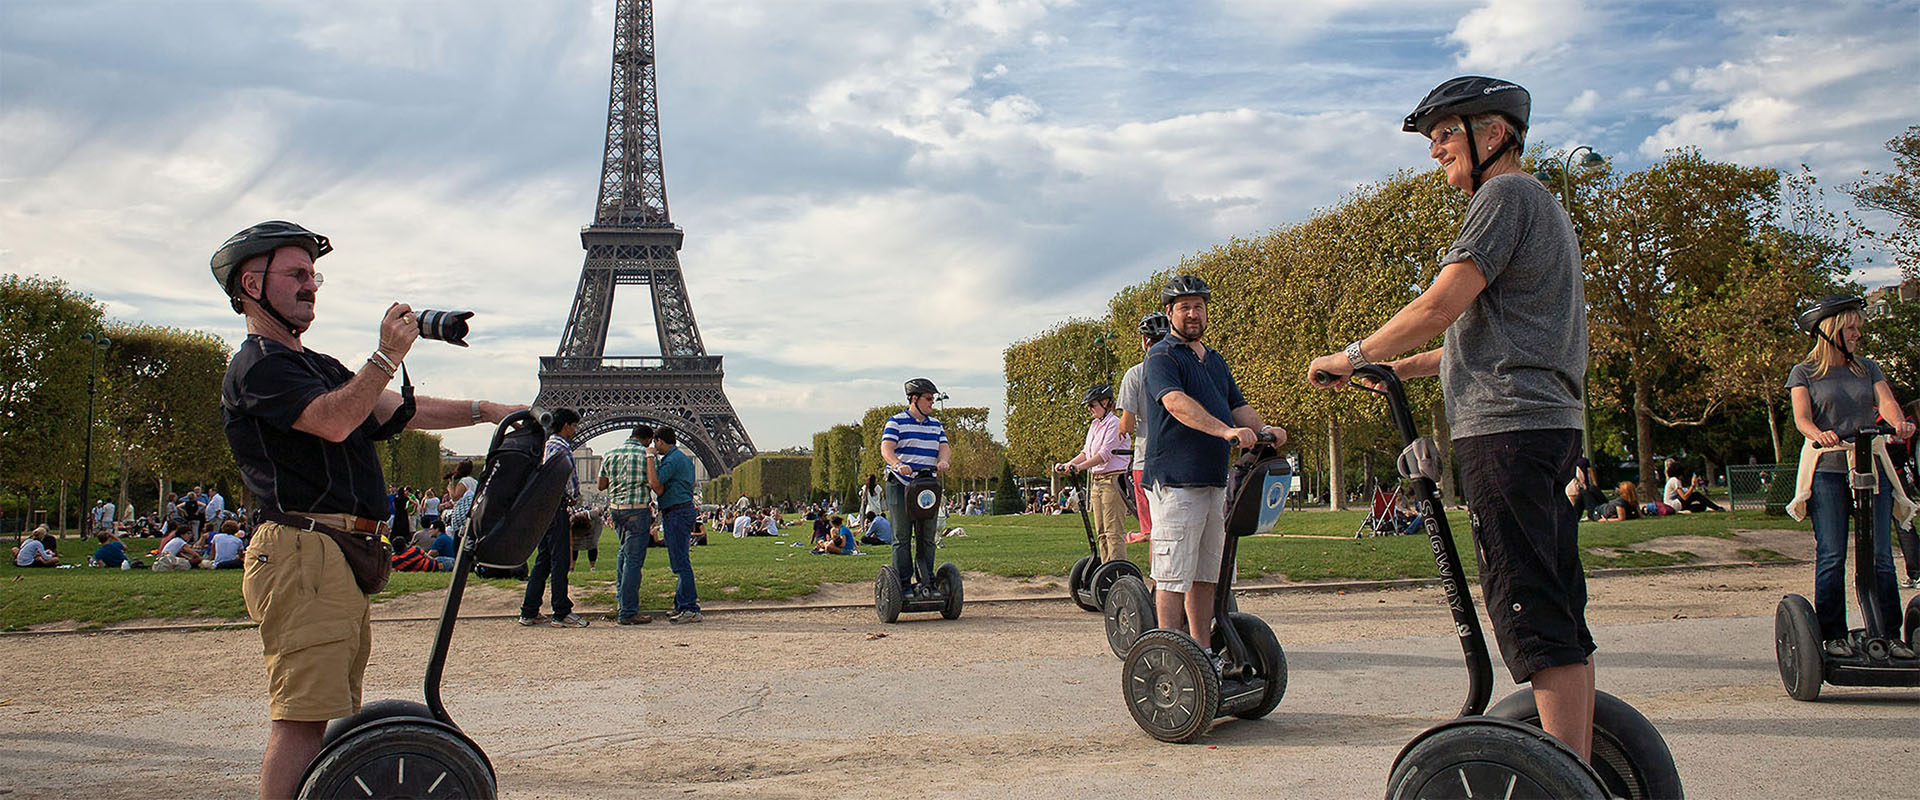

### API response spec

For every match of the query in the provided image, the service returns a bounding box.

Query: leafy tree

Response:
[99,323,236,511]
[1003,320,1116,475]
[1585,149,1781,490]
[381,430,446,492]
[1863,293,1920,401]
[1846,124,1920,279]
[857,405,990,484]
[0,275,105,510]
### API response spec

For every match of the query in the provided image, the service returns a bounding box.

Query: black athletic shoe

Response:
[1822,639,1854,657]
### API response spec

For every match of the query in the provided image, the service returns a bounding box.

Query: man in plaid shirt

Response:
[597,424,657,623]
[520,409,588,628]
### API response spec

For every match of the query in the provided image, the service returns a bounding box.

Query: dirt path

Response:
[5,557,1914,800]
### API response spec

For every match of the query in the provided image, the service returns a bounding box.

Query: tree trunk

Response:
[1327,419,1345,511]
[1633,378,1657,496]
[1764,394,1783,463]
[116,453,131,522]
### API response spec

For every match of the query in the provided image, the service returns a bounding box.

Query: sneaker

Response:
[616,613,652,625]
[1822,639,1854,658]
[1209,651,1226,675]
[668,610,703,625]
[1889,640,1916,660]
[550,614,589,628]
[1904,576,1920,589]
[517,614,550,627]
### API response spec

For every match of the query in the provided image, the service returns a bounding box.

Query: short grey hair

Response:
[1468,112,1525,152]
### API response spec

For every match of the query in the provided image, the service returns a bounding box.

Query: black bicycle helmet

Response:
[1795,294,1864,335]
[1160,274,1212,307]
[1082,383,1114,406]
[904,378,943,398]
[210,220,331,311]
[1404,76,1531,191]
[1796,293,1865,365]
[1137,311,1171,341]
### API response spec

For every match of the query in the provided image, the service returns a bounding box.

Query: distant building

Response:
[1864,277,1919,319]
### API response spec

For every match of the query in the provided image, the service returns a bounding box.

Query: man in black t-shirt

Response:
[210,220,523,800]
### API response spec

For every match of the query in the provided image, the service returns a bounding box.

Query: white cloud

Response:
[1448,0,1588,71]
[1565,88,1599,115]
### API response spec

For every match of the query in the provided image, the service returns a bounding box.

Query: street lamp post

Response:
[1534,146,1606,464]
[79,331,111,535]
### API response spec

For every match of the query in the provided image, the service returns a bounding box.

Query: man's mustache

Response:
[294,291,316,303]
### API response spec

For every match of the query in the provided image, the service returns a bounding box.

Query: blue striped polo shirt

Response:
[882,410,947,484]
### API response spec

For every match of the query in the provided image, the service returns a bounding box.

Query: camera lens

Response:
[415,309,473,347]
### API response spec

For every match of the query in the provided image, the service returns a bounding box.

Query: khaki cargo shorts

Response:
[241,521,372,722]
[1146,484,1227,594]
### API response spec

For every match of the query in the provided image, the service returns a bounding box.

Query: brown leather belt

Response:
[282,512,391,536]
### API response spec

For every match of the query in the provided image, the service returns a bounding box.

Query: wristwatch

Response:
[470,400,483,424]
[1344,340,1372,371]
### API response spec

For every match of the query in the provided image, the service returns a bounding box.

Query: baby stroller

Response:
[1354,482,1403,538]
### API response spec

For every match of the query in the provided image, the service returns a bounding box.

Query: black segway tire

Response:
[1122,629,1220,743]
[322,699,431,745]
[1068,555,1099,612]
[875,566,903,624]
[1485,690,1684,800]
[937,562,964,620]
[1104,575,1155,659]
[1225,612,1287,720]
[1387,717,1605,800]
[1775,593,1823,702]
[299,719,494,799]
[1088,558,1142,610]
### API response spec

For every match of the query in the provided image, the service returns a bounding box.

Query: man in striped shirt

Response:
[880,378,952,596]
[597,424,656,624]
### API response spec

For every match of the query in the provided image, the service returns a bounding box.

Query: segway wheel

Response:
[1088,558,1142,611]
[937,562,964,620]
[1122,629,1220,743]
[1386,718,1606,800]
[1225,612,1287,720]
[1104,575,1155,659]
[1068,555,1099,612]
[875,566,903,624]
[1775,593,1823,702]
[1484,690,1683,800]
[299,720,494,799]
[322,699,433,745]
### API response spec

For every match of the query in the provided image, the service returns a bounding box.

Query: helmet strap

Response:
[1812,327,1856,366]
[1462,122,1518,192]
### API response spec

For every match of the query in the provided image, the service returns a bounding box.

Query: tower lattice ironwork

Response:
[535,0,756,476]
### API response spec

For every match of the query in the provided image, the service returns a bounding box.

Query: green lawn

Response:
[1,509,1805,629]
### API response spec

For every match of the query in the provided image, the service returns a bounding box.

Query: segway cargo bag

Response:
[905,473,944,521]
[1224,447,1292,538]
[467,410,573,569]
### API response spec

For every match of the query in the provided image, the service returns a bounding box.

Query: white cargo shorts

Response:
[1146,484,1227,594]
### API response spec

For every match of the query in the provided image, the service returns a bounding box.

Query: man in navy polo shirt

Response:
[1142,275,1287,652]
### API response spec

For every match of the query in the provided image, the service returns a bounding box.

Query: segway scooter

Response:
[1099,448,1160,658]
[875,468,963,623]
[1067,460,1145,613]
[298,410,574,799]
[1120,432,1291,742]
[1775,422,1920,701]
[1323,366,1683,800]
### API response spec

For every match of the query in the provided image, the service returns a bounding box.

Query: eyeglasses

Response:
[1428,124,1466,146]
[261,268,324,288]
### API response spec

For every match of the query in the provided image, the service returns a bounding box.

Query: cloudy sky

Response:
[3,0,1916,456]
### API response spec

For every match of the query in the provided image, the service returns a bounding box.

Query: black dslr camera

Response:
[415,309,474,346]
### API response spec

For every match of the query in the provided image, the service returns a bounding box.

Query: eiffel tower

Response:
[535,0,756,476]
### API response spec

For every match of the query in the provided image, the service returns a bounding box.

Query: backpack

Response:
[465,410,576,570]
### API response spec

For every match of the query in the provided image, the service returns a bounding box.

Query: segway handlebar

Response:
[1317,364,1494,719]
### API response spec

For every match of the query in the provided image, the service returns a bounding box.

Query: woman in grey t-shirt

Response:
[1786,297,1916,658]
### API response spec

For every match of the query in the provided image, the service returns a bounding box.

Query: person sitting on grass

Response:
[14,526,59,567]
[207,521,248,569]
[91,531,128,568]
[389,531,441,573]
[427,521,457,571]
[1592,481,1642,522]
[153,528,203,570]
[1676,473,1725,513]
[811,516,854,555]
[733,510,753,538]
[859,511,892,546]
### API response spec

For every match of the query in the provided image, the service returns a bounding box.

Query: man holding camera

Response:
[211,220,522,799]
